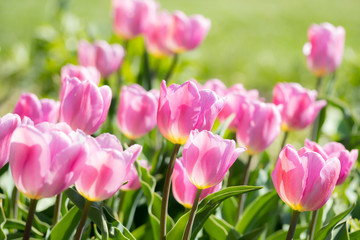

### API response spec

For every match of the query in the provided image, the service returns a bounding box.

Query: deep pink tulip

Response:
[167,11,211,53]
[121,160,149,191]
[272,144,340,211]
[75,133,142,201]
[9,123,87,199]
[303,23,345,77]
[172,157,222,208]
[236,99,281,155]
[117,84,158,140]
[112,0,158,40]
[14,93,60,124]
[182,130,245,189]
[60,77,112,135]
[305,139,358,185]
[78,40,125,78]
[273,82,327,131]
[0,114,21,169]
[157,80,224,145]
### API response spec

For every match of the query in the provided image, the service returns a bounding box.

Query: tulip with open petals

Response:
[157,80,224,145]
[182,130,246,189]
[272,144,340,212]
[305,139,358,185]
[75,133,142,201]
[273,82,326,132]
[117,84,158,140]
[303,23,345,77]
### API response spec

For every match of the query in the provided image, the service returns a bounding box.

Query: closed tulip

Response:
[60,76,112,135]
[305,139,358,185]
[9,123,87,199]
[172,157,222,208]
[117,84,158,140]
[182,130,246,189]
[236,99,281,155]
[273,82,326,131]
[157,80,224,145]
[112,0,158,40]
[272,144,340,211]
[75,133,142,201]
[14,93,60,124]
[303,23,345,77]
[121,160,149,191]
[78,40,125,78]
[61,64,100,86]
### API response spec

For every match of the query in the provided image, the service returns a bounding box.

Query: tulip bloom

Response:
[61,64,100,86]
[78,40,125,78]
[9,123,87,199]
[117,84,158,140]
[157,80,224,145]
[14,93,60,124]
[272,144,340,212]
[112,0,158,40]
[182,130,246,189]
[75,133,142,201]
[303,23,345,77]
[172,158,222,208]
[121,160,149,191]
[60,77,112,135]
[236,99,281,155]
[273,82,326,131]
[305,139,358,185]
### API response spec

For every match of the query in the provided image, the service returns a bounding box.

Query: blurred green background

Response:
[0,0,359,146]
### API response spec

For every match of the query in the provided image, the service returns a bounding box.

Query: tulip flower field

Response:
[0,0,360,239]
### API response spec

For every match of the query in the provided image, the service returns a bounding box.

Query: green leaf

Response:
[48,206,82,240]
[236,191,278,234]
[267,226,307,240]
[0,200,7,239]
[332,220,350,240]
[4,219,44,237]
[315,204,355,240]
[350,230,360,239]
[237,225,266,240]
[204,215,233,240]
[167,186,262,240]
[214,114,236,137]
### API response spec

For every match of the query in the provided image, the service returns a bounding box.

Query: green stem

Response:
[315,76,323,94]
[74,199,92,240]
[100,201,109,240]
[308,209,319,240]
[280,131,289,151]
[236,155,253,221]
[325,72,336,95]
[164,54,179,82]
[144,47,152,90]
[160,143,181,240]
[52,193,62,225]
[286,210,300,240]
[22,199,38,240]
[117,191,126,221]
[183,188,202,240]
[311,76,323,142]
[12,187,19,219]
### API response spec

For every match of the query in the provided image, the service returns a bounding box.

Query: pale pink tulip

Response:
[61,64,100,86]
[272,144,340,211]
[273,82,326,131]
[117,84,158,140]
[172,157,222,208]
[305,139,358,185]
[14,93,60,124]
[121,160,149,191]
[236,99,281,155]
[60,77,112,135]
[78,40,125,78]
[182,130,246,189]
[9,123,87,199]
[0,114,21,169]
[157,80,224,145]
[75,133,142,201]
[303,23,345,77]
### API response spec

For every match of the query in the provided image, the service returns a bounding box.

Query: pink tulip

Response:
[78,40,125,78]
[272,144,340,211]
[167,11,211,53]
[75,133,142,201]
[273,82,326,131]
[61,64,100,86]
[121,160,149,191]
[60,77,112,135]
[117,84,158,140]
[172,157,222,208]
[182,130,246,189]
[157,80,224,145]
[112,0,158,40]
[236,99,281,155]
[303,23,345,77]
[0,114,21,169]
[9,123,87,199]
[14,93,60,124]
[305,139,358,185]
